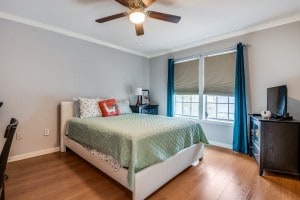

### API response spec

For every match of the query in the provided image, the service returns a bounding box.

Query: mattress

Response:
[67,113,208,188]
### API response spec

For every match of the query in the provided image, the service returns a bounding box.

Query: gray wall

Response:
[1,17,299,156]
[149,21,300,147]
[0,19,149,156]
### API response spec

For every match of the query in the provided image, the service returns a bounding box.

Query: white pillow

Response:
[117,98,132,115]
[78,97,102,118]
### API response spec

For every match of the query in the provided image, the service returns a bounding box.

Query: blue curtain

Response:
[233,43,248,154]
[167,59,175,117]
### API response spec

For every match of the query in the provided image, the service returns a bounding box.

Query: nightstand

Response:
[130,105,159,115]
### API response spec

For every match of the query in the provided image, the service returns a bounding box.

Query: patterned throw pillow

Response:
[78,97,102,118]
[117,98,132,114]
[98,99,120,117]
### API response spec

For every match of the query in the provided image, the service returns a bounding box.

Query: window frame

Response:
[204,95,234,121]
[175,94,200,118]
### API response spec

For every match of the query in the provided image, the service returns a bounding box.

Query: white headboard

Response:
[60,101,75,151]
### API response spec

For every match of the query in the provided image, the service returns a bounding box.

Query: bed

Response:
[60,101,207,200]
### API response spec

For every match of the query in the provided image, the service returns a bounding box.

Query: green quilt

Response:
[67,114,208,188]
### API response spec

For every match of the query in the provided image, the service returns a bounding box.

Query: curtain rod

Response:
[174,43,249,64]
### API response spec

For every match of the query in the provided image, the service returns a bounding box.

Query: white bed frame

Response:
[60,101,204,200]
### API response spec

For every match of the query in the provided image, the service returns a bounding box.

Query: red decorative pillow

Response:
[98,99,120,117]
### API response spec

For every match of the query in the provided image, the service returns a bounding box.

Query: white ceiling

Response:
[1,0,300,57]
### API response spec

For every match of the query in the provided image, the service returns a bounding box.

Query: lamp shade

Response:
[134,87,143,95]
[129,11,146,24]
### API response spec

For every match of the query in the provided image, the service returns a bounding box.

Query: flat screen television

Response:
[267,85,287,119]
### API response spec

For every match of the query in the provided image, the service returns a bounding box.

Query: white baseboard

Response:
[208,140,232,149]
[8,147,60,163]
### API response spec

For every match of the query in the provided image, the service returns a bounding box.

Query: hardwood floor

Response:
[6,146,300,200]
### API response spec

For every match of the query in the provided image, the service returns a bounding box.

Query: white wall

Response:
[0,19,149,156]
[149,21,300,147]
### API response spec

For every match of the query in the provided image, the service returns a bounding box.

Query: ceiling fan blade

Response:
[95,12,127,23]
[115,0,130,7]
[135,23,144,36]
[141,0,156,7]
[147,11,181,23]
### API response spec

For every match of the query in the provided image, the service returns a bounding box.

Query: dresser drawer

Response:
[141,105,158,115]
[141,108,158,115]
[130,105,159,115]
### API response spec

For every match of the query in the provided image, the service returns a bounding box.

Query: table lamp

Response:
[134,87,143,106]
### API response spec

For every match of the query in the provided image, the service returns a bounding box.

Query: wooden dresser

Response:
[249,115,300,176]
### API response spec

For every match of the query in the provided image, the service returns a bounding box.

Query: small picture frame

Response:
[142,89,150,105]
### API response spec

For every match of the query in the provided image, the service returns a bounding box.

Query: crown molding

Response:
[0,11,148,58]
[148,12,300,58]
[1,11,299,59]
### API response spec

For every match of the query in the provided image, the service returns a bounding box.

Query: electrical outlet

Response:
[44,128,50,136]
[16,132,22,140]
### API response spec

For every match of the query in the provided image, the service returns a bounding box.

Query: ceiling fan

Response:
[95,0,181,36]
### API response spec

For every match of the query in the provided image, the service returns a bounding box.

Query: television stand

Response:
[249,115,300,177]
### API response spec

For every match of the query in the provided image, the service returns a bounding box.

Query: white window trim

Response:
[175,115,233,126]
[199,118,233,127]
[199,57,204,119]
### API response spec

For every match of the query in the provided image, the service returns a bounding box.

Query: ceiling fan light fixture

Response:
[95,1,181,36]
[129,10,146,24]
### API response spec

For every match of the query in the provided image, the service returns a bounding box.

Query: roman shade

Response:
[174,59,199,95]
[204,52,236,96]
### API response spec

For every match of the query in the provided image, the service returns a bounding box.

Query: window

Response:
[174,59,199,118]
[202,51,236,122]
[173,51,236,122]
[204,95,234,121]
[175,95,199,118]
